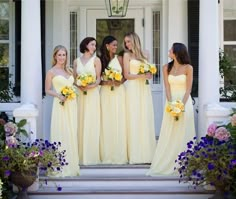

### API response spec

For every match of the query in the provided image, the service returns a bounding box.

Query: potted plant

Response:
[0,116,67,199]
[175,109,236,199]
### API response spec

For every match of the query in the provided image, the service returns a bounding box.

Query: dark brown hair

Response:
[168,43,191,74]
[99,35,117,73]
[80,37,96,53]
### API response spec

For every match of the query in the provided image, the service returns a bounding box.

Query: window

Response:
[152,11,161,85]
[222,0,236,100]
[0,1,14,102]
[70,11,77,68]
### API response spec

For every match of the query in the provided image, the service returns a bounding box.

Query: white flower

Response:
[0,178,3,199]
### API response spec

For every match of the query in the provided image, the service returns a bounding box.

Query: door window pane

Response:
[96,19,134,55]
[0,2,9,18]
[153,11,161,84]
[224,20,236,41]
[0,19,9,40]
[0,43,9,66]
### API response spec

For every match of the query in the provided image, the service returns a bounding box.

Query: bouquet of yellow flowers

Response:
[138,62,157,84]
[77,73,96,95]
[166,100,185,121]
[102,67,123,91]
[59,86,76,106]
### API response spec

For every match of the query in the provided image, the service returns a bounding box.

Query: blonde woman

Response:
[73,37,101,165]
[123,32,156,164]
[45,45,80,176]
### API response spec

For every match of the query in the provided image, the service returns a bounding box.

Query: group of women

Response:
[45,32,196,177]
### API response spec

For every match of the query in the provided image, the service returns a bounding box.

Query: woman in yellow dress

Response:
[147,43,196,176]
[123,32,156,164]
[45,45,80,176]
[99,35,128,164]
[73,37,101,165]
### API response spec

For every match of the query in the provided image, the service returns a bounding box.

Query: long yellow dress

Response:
[125,59,156,164]
[147,74,196,175]
[50,75,80,177]
[76,56,101,165]
[100,56,128,164]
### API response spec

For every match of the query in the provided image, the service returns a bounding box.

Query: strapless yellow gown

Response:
[125,59,156,164]
[50,75,80,177]
[76,56,101,165]
[147,74,196,175]
[100,56,128,164]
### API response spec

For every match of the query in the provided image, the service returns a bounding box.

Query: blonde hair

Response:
[123,32,147,61]
[51,45,72,74]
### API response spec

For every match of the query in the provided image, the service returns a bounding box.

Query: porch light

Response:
[105,0,129,17]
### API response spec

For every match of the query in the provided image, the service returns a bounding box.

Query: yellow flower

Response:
[166,105,172,112]
[149,65,157,74]
[114,73,122,81]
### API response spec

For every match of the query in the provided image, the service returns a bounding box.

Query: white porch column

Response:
[167,0,188,47]
[198,0,219,138]
[19,0,42,137]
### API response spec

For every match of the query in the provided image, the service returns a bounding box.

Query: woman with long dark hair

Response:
[147,42,196,175]
[99,35,127,164]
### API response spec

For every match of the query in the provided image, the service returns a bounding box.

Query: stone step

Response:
[28,186,213,199]
[79,164,150,176]
[26,165,214,199]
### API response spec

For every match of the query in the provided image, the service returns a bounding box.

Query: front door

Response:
[84,8,162,136]
[86,8,144,49]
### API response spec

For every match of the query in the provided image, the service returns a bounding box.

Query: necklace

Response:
[173,66,179,75]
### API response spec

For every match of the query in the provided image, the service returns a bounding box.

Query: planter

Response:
[10,170,37,199]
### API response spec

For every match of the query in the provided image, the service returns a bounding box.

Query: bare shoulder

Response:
[123,52,131,59]
[186,64,193,73]
[46,68,54,78]
[94,56,101,66]
[163,64,168,72]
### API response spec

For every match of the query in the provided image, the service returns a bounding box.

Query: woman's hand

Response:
[57,94,66,102]
[145,72,153,79]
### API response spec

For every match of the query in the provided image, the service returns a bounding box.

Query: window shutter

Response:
[188,0,199,97]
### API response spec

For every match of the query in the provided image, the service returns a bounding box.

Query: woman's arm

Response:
[163,65,172,102]
[123,52,146,80]
[182,65,193,104]
[73,59,78,87]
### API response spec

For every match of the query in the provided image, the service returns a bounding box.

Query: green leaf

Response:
[17,119,27,127]
[19,129,28,137]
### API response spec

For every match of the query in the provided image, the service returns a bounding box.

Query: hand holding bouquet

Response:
[166,100,185,121]
[138,62,157,84]
[77,73,96,95]
[59,86,77,106]
[102,67,123,91]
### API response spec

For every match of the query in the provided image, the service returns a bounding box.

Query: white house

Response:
[0,0,235,139]
[0,0,236,198]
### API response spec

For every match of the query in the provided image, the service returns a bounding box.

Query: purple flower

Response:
[4,170,11,177]
[208,163,215,170]
[231,159,236,166]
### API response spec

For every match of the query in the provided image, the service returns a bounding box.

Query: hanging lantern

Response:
[105,0,129,17]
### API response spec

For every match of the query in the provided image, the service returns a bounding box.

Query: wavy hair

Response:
[167,43,191,74]
[123,32,146,61]
[51,45,72,74]
[99,35,117,73]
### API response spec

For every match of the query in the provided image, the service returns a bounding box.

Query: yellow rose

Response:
[114,73,122,81]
